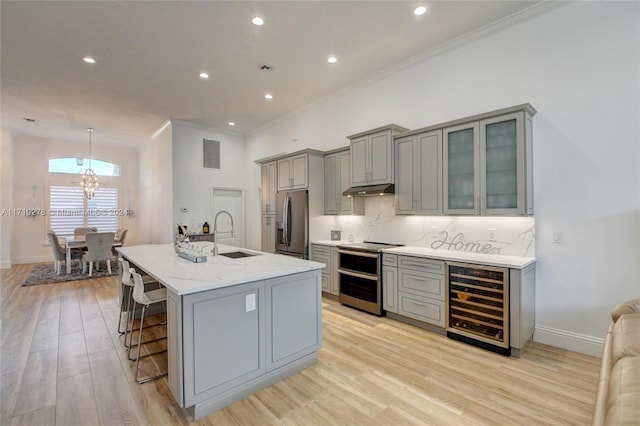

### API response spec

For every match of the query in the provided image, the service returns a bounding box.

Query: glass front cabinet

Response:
[443,106,535,215]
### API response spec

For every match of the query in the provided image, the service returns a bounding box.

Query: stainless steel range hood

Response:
[342,184,394,197]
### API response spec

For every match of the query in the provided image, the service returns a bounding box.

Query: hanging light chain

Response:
[81,127,99,199]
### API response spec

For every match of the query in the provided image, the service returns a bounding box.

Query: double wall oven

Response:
[337,241,402,315]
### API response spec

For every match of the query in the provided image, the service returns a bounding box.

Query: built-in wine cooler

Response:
[446,262,510,356]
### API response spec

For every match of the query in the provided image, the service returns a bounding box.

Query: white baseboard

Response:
[1,260,12,269]
[534,325,604,358]
[13,255,52,265]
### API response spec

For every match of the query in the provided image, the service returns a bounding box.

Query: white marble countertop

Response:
[117,243,325,295]
[382,246,535,269]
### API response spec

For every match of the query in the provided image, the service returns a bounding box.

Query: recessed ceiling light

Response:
[414,6,427,16]
[228,122,235,126]
[83,57,96,64]
[252,16,264,26]
[264,93,273,100]
[199,72,209,79]
[327,56,338,64]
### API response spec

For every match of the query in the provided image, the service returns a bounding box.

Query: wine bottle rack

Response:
[447,262,510,354]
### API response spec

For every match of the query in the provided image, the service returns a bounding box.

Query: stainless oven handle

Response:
[337,249,379,258]
[337,268,379,281]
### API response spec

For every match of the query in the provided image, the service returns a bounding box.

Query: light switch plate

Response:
[552,232,563,243]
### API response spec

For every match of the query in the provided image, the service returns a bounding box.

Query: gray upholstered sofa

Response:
[592,298,640,425]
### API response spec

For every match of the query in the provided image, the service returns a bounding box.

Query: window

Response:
[49,158,120,176]
[49,185,119,235]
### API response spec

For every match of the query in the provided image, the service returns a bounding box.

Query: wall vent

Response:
[203,139,220,169]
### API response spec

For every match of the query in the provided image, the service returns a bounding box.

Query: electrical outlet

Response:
[245,293,256,312]
[488,228,496,241]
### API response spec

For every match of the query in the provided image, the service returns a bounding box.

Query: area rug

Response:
[22,259,119,286]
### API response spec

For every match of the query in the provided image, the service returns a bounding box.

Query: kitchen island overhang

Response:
[117,243,325,420]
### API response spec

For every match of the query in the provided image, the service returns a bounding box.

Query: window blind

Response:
[49,185,118,235]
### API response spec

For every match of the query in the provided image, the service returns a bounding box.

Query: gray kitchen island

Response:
[117,243,324,420]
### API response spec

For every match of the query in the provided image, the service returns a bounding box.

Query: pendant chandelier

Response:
[80,127,99,199]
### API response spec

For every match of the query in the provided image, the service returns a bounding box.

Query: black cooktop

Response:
[337,241,403,253]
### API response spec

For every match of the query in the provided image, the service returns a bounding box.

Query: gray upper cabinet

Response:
[443,122,480,215]
[349,125,409,187]
[395,130,443,215]
[260,161,277,215]
[443,105,535,215]
[277,153,308,191]
[324,149,364,215]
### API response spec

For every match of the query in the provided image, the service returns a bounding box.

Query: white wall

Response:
[246,2,640,355]
[0,129,14,268]
[139,121,173,244]
[171,120,247,237]
[7,134,141,264]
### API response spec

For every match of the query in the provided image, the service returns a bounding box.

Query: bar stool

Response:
[116,258,160,347]
[127,270,168,384]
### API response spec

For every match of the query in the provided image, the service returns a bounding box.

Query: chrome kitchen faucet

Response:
[213,210,234,256]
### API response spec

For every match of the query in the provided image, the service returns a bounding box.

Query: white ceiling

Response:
[1,1,543,148]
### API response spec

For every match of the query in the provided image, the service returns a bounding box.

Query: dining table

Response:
[61,235,122,274]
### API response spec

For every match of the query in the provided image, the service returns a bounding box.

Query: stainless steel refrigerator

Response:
[275,190,308,259]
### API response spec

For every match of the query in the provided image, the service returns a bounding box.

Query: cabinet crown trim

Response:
[255,148,325,164]
[394,103,536,139]
[347,124,410,140]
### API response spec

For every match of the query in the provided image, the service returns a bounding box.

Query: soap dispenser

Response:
[202,221,210,234]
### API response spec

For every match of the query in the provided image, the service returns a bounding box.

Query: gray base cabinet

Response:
[267,273,322,370]
[183,281,265,404]
[382,254,535,357]
[311,244,339,295]
[168,270,322,419]
[382,254,398,313]
[509,263,536,356]
[395,255,446,327]
[383,254,446,325]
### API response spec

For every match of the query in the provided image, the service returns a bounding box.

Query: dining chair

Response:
[113,228,128,257]
[74,227,98,238]
[128,269,168,384]
[82,232,115,276]
[47,230,83,274]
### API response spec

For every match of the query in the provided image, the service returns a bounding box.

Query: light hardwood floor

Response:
[1,263,600,425]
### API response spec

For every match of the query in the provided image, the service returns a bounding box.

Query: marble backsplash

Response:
[312,196,535,258]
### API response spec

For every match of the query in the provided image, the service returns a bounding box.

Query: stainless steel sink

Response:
[219,251,259,259]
